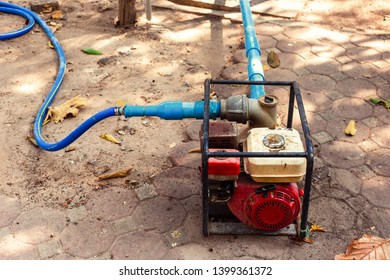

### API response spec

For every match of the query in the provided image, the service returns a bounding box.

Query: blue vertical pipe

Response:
[240,0,266,99]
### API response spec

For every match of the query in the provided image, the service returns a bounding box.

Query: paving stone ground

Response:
[1,7,390,260]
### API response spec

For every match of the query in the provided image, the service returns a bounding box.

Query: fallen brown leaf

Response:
[310,224,327,232]
[188,147,201,153]
[100,133,121,145]
[44,96,87,124]
[51,10,64,19]
[65,146,76,152]
[27,135,38,147]
[344,120,357,136]
[98,166,133,181]
[335,234,390,260]
[267,50,281,68]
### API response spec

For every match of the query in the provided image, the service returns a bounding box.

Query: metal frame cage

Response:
[201,79,315,240]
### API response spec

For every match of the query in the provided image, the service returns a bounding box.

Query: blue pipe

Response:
[239,0,266,99]
[124,101,220,120]
[1,2,118,151]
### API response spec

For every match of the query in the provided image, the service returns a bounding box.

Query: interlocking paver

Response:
[256,22,284,36]
[276,38,311,55]
[111,216,137,235]
[276,52,305,69]
[311,43,346,58]
[0,227,10,240]
[233,235,294,259]
[111,231,169,260]
[367,149,390,177]
[361,116,382,128]
[263,68,298,82]
[297,73,336,93]
[300,90,333,112]
[38,240,62,259]
[86,187,137,221]
[326,118,370,143]
[304,56,341,75]
[60,218,115,258]
[0,195,21,228]
[221,63,247,80]
[134,183,158,201]
[232,49,247,64]
[358,139,380,152]
[184,120,202,141]
[368,75,388,87]
[257,35,277,49]
[341,61,379,78]
[324,89,345,100]
[329,168,362,194]
[66,206,88,223]
[321,141,366,169]
[336,78,377,99]
[362,176,390,208]
[315,28,349,44]
[332,97,373,120]
[168,141,201,169]
[283,25,316,40]
[378,82,390,100]
[370,124,390,148]
[165,243,221,260]
[345,46,382,63]
[374,106,390,124]
[307,113,327,133]
[133,196,186,233]
[312,131,333,144]
[350,165,377,180]
[154,167,201,199]
[12,208,66,245]
[309,197,357,231]
[0,235,39,260]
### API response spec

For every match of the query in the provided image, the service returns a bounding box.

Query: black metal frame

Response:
[201,79,314,240]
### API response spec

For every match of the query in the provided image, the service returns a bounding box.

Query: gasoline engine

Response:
[200,81,314,239]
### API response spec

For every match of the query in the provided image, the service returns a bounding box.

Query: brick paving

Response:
[1,10,390,261]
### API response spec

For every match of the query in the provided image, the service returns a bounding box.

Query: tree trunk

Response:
[118,0,137,27]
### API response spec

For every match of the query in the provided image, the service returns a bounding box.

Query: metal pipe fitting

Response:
[220,94,278,128]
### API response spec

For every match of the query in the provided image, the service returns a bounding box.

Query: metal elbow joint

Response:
[220,95,278,128]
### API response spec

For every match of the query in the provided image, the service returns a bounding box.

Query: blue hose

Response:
[0,3,34,39]
[0,2,117,151]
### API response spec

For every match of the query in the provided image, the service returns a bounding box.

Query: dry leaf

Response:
[188,148,201,153]
[335,234,390,260]
[65,146,76,152]
[115,99,126,107]
[262,63,271,71]
[98,166,133,181]
[51,10,64,19]
[344,120,357,136]
[100,133,121,144]
[267,50,281,68]
[47,41,54,49]
[44,96,87,124]
[310,224,327,232]
[27,135,38,147]
[171,230,182,239]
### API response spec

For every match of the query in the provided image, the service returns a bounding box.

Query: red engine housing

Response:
[227,176,302,231]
